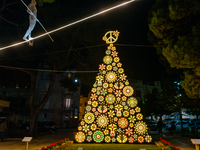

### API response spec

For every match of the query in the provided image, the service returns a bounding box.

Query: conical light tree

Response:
[75,30,152,144]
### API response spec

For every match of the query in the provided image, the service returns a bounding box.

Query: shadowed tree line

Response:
[148,0,200,99]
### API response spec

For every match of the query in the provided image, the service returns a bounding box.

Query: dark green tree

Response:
[148,0,200,99]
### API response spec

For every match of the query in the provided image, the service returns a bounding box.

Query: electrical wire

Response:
[0,64,98,73]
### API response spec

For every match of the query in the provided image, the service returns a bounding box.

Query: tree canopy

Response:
[148,0,200,99]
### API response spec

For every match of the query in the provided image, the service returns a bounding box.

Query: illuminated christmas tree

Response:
[75,30,152,144]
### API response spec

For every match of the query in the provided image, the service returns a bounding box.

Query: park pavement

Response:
[0,128,197,150]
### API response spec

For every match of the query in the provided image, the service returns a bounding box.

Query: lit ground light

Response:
[65,143,160,150]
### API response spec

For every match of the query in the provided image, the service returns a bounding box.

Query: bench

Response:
[191,139,200,150]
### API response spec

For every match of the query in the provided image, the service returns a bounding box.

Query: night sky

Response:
[1,0,168,83]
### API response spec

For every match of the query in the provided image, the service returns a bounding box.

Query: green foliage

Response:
[36,0,55,6]
[148,0,200,99]
[181,71,200,99]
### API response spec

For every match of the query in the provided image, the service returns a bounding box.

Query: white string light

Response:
[0,0,134,51]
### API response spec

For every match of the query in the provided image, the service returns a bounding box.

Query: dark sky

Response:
[75,0,168,82]
[63,0,168,82]
[1,0,168,83]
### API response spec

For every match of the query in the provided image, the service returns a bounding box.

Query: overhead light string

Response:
[0,0,134,51]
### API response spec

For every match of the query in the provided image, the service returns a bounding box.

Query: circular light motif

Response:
[119,74,127,81]
[75,132,85,143]
[94,111,99,116]
[105,136,111,143]
[121,101,126,106]
[113,66,118,71]
[111,51,118,57]
[86,136,92,142]
[92,107,96,112]
[88,131,92,136]
[134,121,148,135]
[80,121,85,126]
[112,62,116,66]
[90,93,98,100]
[115,90,122,97]
[123,86,134,97]
[91,124,97,131]
[135,107,141,112]
[88,101,92,105]
[109,83,113,87]
[97,87,102,91]
[118,117,128,129]
[105,50,111,55]
[112,137,116,143]
[117,63,122,67]
[83,124,90,133]
[114,82,124,89]
[118,68,124,74]
[114,117,118,122]
[108,110,115,117]
[102,70,106,74]
[92,101,98,107]
[103,82,109,89]
[124,105,129,110]
[137,136,144,143]
[98,96,104,102]
[107,88,113,93]
[101,89,107,96]
[133,134,138,142]
[123,110,129,117]
[93,131,104,143]
[145,135,152,143]
[104,129,109,135]
[105,94,116,104]
[136,113,143,120]
[111,46,116,51]
[107,45,111,50]
[129,123,134,128]
[125,127,133,136]
[128,137,134,143]
[117,97,121,102]
[114,57,120,63]
[116,132,127,143]
[122,96,127,101]
[103,56,113,64]
[109,105,114,109]
[91,88,96,93]
[97,115,109,128]
[107,65,112,71]
[105,71,117,83]
[130,109,135,115]
[127,97,138,108]
[99,64,106,70]
[84,113,95,124]
[125,80,129,85]
[86,106,91,111]
[78,126,82,131]
[128,115,136,123]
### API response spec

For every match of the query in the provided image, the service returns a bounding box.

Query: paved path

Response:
[0,129,197,150]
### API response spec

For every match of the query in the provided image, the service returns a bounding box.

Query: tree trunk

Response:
[28,66,57,135]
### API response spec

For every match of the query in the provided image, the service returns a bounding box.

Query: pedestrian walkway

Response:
[151,129,196,150]
[0,129,197,150]
[0,129,76,150]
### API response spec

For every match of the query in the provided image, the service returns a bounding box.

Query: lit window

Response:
[66,98,71,108]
